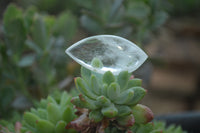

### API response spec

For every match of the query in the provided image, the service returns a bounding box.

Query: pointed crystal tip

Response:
[66,35,148,75]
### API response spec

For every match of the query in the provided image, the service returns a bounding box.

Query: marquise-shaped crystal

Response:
[66,35,148,75]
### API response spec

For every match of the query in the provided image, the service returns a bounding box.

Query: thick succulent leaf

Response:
[89,110,103,122]
[71,95,98,110]
[132,122,154,133]
[96,96,111,107]
[126,1,150,20]
[47,103,62,124]
[79,94,98,110]
[35,119,55,133]
[115,105,132,117]
[31,15,49,50]
[101,84,108,97]
[53,12,77,41]
[25,39,42,55]
[117,71,130,90]
[37,108,47,119]
[91,71,103,83]
[127,87,146,106]
[37,99,48,109]
[116,114,135,127]
[24,7,36,31]
[3,4,26,53]
[55,120,67,133]
[17,54,36,67]
[60,91,71,109]
[3,4,23,25]
[114,88,134,104]
[23,112,40,128]
[167,126,184,133]
[75,77,98,100]
[90,75,101,95]
[62,106,75,123]
[81,66,91,81]
[21,91,76,133]
[47,96,58,105]
[131,104,153,124]
[70,96,85,108]
[103,71,115,85]
[101,104,118,118]
[91,57,103,68]
[152,121,186,133]
[30,108,39,116]
[126,78,142,89]
[107,83,120,101]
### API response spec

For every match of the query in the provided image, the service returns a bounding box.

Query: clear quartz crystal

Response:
[66,35,148,75]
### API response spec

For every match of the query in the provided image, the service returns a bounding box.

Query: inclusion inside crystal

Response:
[66,35,148,75]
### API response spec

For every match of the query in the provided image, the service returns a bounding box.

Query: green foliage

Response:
[17,0,72,14]
[0,91,77,133]
[0,1,181,132]
[16,0,168,44]
[21,91,77,133]
[0,120,19,133]
[0,68,187,133]
[71,65,152,130]
[0,4,78,118]
[78,0,168,43]
[131,121,187,133]
[1,0,169,119]
[67,60,186,132]
[104,121,186,133]
[132,104,153,124]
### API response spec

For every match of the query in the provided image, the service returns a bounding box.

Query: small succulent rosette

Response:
[65,35,153,132]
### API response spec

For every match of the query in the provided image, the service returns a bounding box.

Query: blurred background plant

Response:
[0,4,78,119]
[0,0,200,129]
[15,0,169,45]
[0,0,169,120]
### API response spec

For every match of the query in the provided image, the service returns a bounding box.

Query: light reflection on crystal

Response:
[66,35,148,75]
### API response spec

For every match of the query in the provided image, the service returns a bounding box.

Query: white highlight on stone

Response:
[66,35,148,75]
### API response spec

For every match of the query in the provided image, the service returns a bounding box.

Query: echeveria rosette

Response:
[21,92,77,133]
[68,62,154,132]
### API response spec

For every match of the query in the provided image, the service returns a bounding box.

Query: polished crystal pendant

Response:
[66,35,148,75]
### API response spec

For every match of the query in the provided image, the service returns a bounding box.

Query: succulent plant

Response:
[66,58,154,132]
[104,121,186,133]
[152,121,187,133]
[0,66,187,133]
[21,91,77,133]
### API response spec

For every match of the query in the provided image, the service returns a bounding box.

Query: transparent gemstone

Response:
[66,35,148,75]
